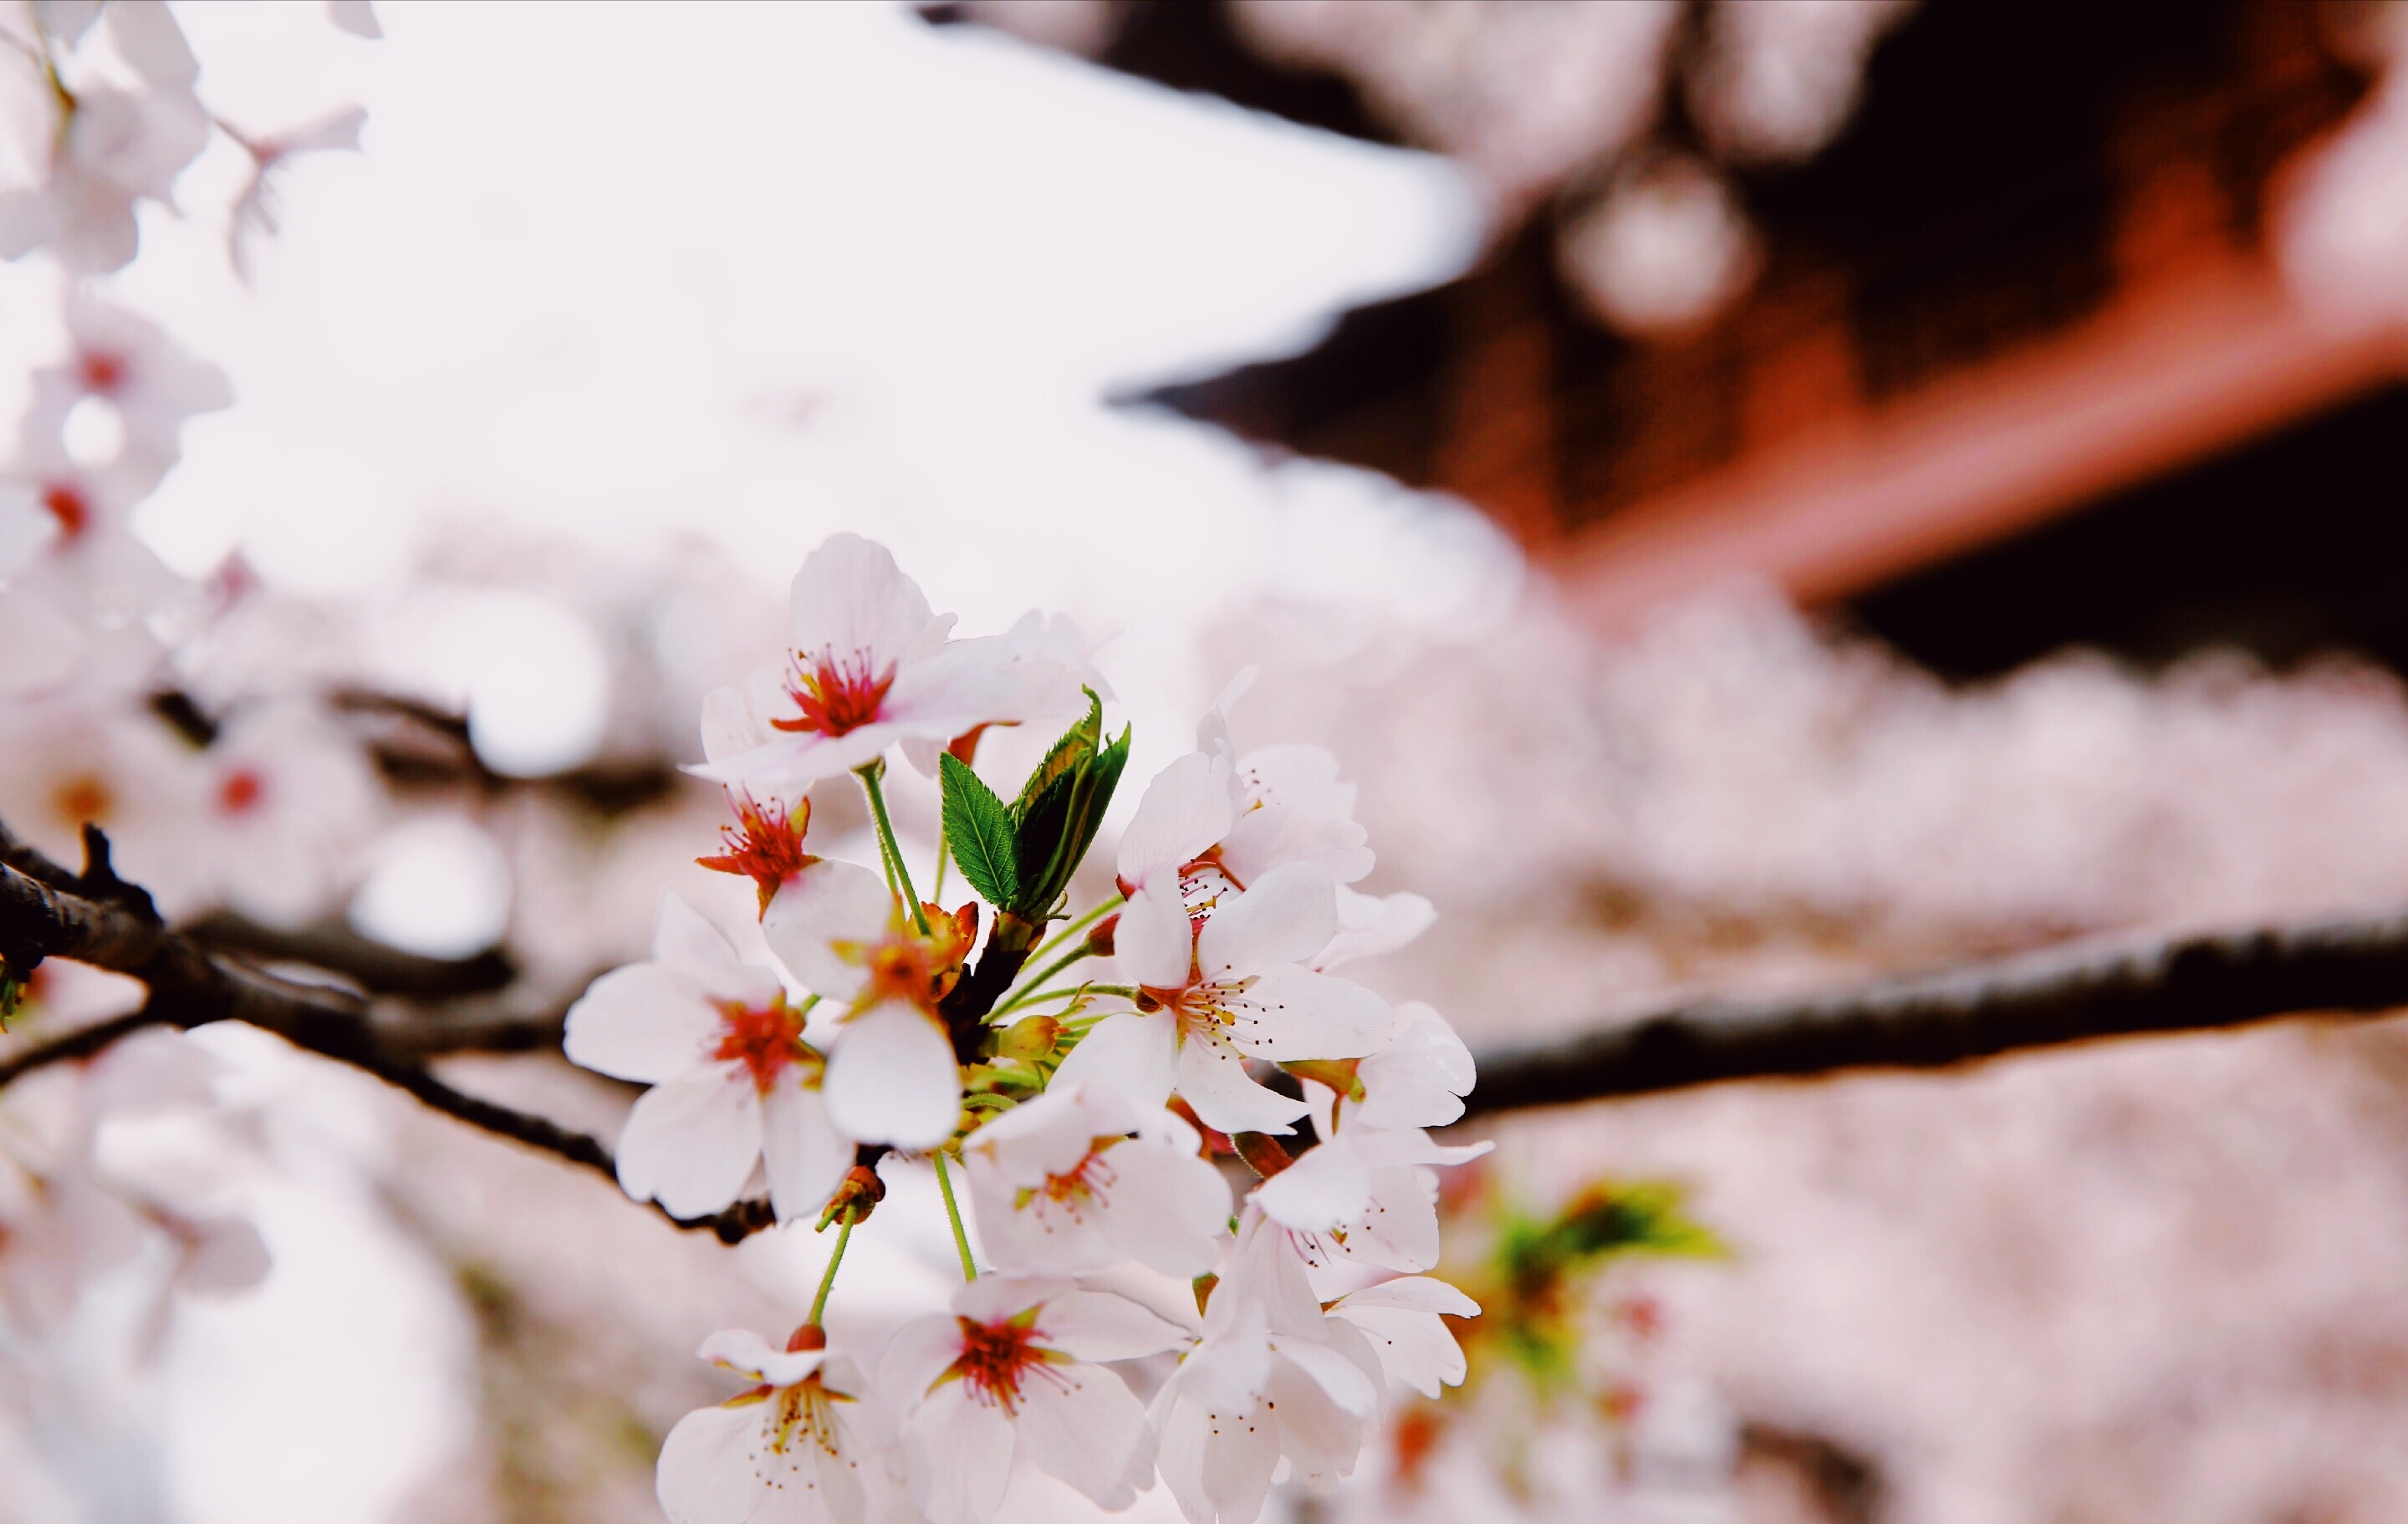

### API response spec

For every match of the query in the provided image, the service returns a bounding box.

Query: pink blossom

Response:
[881,1276,1187,1524]
[566,892,852,1223]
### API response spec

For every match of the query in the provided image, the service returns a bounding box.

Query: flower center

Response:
[713,996,814,1093]
[697,793,817,913]
[1015,1137,1122,1219]
[773,650,895,737]
[78,350,127,395]
[42,483,90,543]
[949,1314,1061,1414]
[768,1375,846,1457]
[850,905,975,1013]
[217,767,266,816]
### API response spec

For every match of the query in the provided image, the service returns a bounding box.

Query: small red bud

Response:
[1084,913,1119,956]
[786,1323,827,1352]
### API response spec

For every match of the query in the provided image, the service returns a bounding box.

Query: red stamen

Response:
[772,650,895,737]
[950,1315,1057,1414]
[697,793,817,914]
[42,483,89,543]
[712,996,811,1093]
[217,767,266,816]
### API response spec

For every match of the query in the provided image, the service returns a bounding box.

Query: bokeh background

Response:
[13,2,2408,1521]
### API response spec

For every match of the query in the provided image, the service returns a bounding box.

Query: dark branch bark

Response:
[181,909,517,999]
[0,855,777,1243]
[1461,909,2408,1118]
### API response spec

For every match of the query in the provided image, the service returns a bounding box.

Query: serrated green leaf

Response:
[1013,689,1104,821]
[940,752,1019,907]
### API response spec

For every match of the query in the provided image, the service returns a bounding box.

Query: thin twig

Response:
[0,853,778,1243]
[1461,909,2408,1118]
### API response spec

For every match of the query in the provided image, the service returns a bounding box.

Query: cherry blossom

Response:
[961,1080,1232,1277]
[1253,1124,1491,1276]
[881,1276,1188,1524]
[1055,859,1388,1134]
[0,4,211,273]
[1115,690,1435,971]
[693,534,1043,793]
[225,105,368,280]
[160,700,382,927]
[1323,1277,1478,1403]
[22,294,233,474]
[762,858,973,1149]
[565,891,852,1223]
[656,1328,880,1524]
[1153,1209,1387,1524]
[1298,1002,1477,1134]
[0,446,181,624]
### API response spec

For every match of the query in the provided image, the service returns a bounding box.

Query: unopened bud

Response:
[1084,913,1119,957]
[818,1163,886,1230]
[997,1013,1060,1061]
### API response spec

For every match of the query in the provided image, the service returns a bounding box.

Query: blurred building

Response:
[932,0,2408,678]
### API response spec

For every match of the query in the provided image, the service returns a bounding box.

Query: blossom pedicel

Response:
[567,534,1485,1523]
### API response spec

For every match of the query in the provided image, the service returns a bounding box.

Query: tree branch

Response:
[0,854,777,1243]
[1460,908,2408,1118]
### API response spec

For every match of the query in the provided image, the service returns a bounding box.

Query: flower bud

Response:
[817,1163,886,1229]
[1084,912,1118,957]
[997,1013,1060,1061]
[785,1323,827,1353]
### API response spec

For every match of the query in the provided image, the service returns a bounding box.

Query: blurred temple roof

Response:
[926,0,2408,677]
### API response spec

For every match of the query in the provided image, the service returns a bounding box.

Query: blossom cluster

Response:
[563,534,1487,1524]
[0,1,382,925]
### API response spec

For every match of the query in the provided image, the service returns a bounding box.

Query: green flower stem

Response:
[932,1149,977,1282]
[931,833,951,901]
[856,764,931,935]
[989,948,1094,1018]
[808,1218,852,1326]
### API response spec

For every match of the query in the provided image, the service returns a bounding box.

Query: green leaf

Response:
[1013,764,1079,907]
[1013,689,1104,821]
[1063,725,1129,877]
[940,753,1019,907]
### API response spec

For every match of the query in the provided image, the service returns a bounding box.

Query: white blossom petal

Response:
[698,1328,828,1388]
[1110,874,1194,990]
[1036,1288,1188,1363]
[762,1083,852,1225]
[1115,751,1235,884]
[881,1312,970,1404]
[1174,1029,1308,1135]
[789,533,938,672]
[651,890,775,1003]
[657,1402,768,1524]
[615,1066,763,1218]
[1049,1010,1176,1109]
[1194,861,1336,981]
[1089,1138,1232,1278]
[1012,1364,1153,1510]
[763,859,892,1002]
[564,966,722,1084]
[824,1002,959,1149]
[1220,964,1388,1063]
[1313,886,1436,972]
[905,1382,1017,1524]
[1353,1001,1475,1129]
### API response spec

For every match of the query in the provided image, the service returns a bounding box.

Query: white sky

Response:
[3,3,1509,1520]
